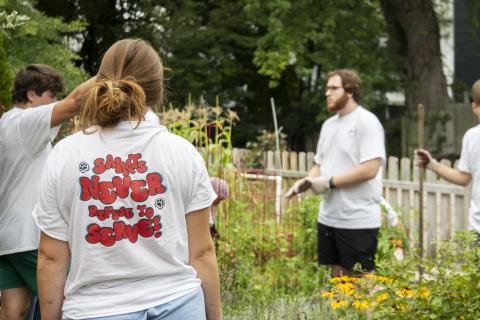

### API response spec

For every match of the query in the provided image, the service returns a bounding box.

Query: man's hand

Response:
[415,149,438,170]
[285,178,311,199]
[305,176,330,194]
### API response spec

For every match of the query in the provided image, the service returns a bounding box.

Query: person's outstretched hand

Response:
[285,178,311,200]
[305,176,330,194]
[415,149,438,170]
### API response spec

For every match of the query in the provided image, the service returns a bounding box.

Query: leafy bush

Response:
[0,34,12,108]
[217,194,330,315]
[160,103,239,176]
[320,232,479,320]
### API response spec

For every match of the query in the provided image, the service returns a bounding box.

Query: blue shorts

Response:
[86,286,206,320]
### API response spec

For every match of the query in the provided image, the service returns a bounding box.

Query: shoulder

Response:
[357,106,380,120]
[0,107,23,122]
[464,124,480,140]
[52,131,87,153]
[21,103,56,119]
[156,129,200,154]
[321,115,338,129]
[357,107,383,128]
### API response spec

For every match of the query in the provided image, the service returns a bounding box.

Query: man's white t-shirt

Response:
[314,106,386,229]
[457,124,480,233]
[33,121,217,319]
[0,103,59,255]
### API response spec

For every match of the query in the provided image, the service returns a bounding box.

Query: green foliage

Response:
[36,0,165,74]
[320,232,480,319]
[245,128,288,168]
[159,102,239,176]
[34,0,402,150]
[217,194,330,315]
[218,183,478,319]
[0,10,29,30]
[0,0,87,100]
[0,34,11,108]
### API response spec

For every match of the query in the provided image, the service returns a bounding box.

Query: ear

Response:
[345,90,353,99]
[26,90,37,103]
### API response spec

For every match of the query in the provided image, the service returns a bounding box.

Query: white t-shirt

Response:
[144,108,161,125]
[457,124,480,232]
[0,103,59,255]
[314,106,386,229]
[33,121,217,319]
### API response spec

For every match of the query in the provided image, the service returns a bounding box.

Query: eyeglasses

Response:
[325,86,344,92]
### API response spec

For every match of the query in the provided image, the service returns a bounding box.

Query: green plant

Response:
[0,10,28,30]
[244,128,287,169]
[0,34,11,108]
[160,101,239,176]
[217,192,330,315]
[319,231,480,320]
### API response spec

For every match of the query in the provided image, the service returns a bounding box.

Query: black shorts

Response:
[317,222,379,271]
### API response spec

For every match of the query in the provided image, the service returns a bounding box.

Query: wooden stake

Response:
[417,104,425,280]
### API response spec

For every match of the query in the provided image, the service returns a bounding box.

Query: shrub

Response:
[320,232,480,319]
[0,34,12,109]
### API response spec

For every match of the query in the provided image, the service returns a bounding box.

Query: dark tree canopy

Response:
[33,0,454,153]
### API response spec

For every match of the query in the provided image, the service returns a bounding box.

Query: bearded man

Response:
[286,69,386,277]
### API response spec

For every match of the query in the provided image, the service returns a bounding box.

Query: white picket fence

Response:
[231,148,471,251]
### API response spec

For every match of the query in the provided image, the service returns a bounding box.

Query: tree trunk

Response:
[380,0,449,112]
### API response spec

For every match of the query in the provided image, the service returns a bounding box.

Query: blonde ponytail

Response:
[80,78,147,132]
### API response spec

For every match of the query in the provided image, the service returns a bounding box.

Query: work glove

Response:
[414,149,438,170]
[380,198,398,227]
[285,178,311,200]
[305,176,330,194]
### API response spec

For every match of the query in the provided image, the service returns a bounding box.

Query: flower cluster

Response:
[320,274,431,314]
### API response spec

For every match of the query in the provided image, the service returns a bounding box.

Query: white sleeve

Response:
[359,118,386,164]
[18,103,60,156]
[32,146,69,241]
[184,149,217,214]
[457,131,471,173]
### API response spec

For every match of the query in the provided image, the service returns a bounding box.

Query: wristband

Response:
[329,177,335,189]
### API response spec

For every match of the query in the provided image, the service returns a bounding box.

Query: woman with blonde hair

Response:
[34,39,221,320]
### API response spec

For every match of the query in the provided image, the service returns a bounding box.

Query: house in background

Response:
[386,0,480,157]
[454,0,480,92]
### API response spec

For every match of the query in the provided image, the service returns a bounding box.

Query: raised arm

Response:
[416,149,471,186]
[50,77,96,127]
[37,232,70,320]
[186,207,222,320]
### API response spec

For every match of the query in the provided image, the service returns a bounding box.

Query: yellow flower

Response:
[376,292,389,302]
[376,276,394,284]
[354,293,365,299]
[396,287,414,298]
[360,273,393,284]
[321,291,334,299]
[419,287,430,299]
[352,300,370,311]
[330,276,358,283]
[336,282,355,295]
[331,299,348,310]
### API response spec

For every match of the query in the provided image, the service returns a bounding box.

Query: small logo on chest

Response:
[79,161,90,173]
[348,128,357,137]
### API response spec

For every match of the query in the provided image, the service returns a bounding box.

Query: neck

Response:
[338,100,359,116]
[15,102,32,109]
